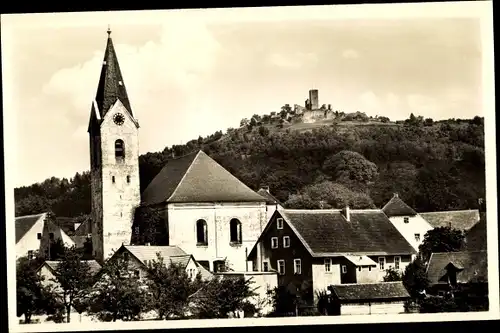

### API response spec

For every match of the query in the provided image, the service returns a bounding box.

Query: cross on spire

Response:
[107,25,112,37]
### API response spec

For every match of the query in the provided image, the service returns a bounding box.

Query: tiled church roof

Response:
[382,193,417,217]
[141,150,266,205]
[279,209,416,256]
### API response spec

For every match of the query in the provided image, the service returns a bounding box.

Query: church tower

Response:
[88,28,141,263]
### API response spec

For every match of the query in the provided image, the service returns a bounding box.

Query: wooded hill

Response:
[14,114,485,220]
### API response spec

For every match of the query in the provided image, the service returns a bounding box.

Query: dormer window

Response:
[404,217,409,223]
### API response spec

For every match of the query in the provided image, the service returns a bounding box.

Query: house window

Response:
[283,236,290,248]
[37,233,42,240]
[404,217,409,223]
[324,258,331,272]
[277,260,285,275]
[49,233,54,240]
[415,233,421,242]
[127,175,131,183]
[358,267,361,272]
[394,256,401,270]
[277,218,284,229]
[342,265,347,274]
[134,270,140,278]
[271,237,278,249]
[263,262,269,272]
[378,257,385,270]
[115,139,125,158]
[369,266,372,271]
[196,219,208,245]
[28,250,33,260]
[112,176,115,183]
[294,259,301,274]
[230,219,242,244]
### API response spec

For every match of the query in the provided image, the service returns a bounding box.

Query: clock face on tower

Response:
[113,113,125,126]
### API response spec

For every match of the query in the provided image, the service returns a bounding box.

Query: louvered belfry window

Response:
[115,139,125,158]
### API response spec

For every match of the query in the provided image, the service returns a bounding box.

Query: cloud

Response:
[342,49,359,59]
[41,19,221,157]
[406,94,440,116]
[266,51,318,69]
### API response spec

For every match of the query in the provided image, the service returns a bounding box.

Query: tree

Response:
[49,238,66,260]
[296,181,375,209]
[88,255,148,321]
[383,267,402,282]
[402,257,430,298]
[258,126,270,137]
[267,286,301,317]
[53,246,94,323]
[16,254,49,323]
[418,226,466,263]
[146,253,203,319]
[131,206,168,245]
[190,275,257,319]
[424,118,434,126]
[322,150,379,184]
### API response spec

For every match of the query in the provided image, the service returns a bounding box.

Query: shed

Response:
[328,281,410,315]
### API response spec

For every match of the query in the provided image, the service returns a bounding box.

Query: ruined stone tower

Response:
[88,28,141,263]
[309,89,319,110]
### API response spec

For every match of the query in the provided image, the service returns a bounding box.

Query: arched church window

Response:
[196,219,208,245]
[115,139,125,159]
[230,219,242,244]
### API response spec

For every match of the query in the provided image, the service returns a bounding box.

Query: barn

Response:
[328,281,410,315]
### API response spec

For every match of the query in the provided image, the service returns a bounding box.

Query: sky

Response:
[1,3,490,187]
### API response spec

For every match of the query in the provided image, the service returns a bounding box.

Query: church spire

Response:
[95,27,133,118]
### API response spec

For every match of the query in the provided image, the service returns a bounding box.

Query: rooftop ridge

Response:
[420,209,478,214]
[283,209,384,213]
[333,281,403,286]
[15,212,47,219]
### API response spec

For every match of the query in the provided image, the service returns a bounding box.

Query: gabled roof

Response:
[121,245,213,280]
[249,209,416,258]
[124,245,188,264]
[40,260,102,276]
[331,282,410,301]
[382,194,417,217]
[466,216,487,251]
[15,213,47,243]
[141,150,266,205]
[94,29,133,118]
[426,251,488,285]
[420,210,480,231]
[257,188,282,205]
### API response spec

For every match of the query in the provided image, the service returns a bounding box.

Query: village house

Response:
[425,250,488,298]
[247,208,417,305]
[465,215,487,251]
[139,150,268,273]
[324,281,411,316]
[15,212,75,260]
[101,245,213,282]
[382,193,434,252]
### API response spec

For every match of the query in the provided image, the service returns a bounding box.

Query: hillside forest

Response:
[14,113,485,221]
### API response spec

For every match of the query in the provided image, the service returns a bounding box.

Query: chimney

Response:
[261,186,270,193]
[342,206,350,221]
[393,193,399,198]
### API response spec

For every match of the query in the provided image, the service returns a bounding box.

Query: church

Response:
[87,28,274,273]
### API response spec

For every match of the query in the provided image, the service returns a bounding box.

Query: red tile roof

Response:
[141,150,266,205]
